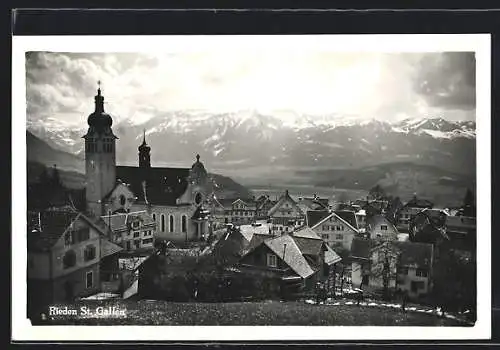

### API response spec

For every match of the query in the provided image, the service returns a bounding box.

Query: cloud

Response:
[412,52,476,110]
[25,51,476,128]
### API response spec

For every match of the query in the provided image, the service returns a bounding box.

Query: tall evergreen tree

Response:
[463,188,476,217]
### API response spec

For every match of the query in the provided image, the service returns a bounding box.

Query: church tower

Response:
[83,82,118,216]
[138,129,151,168]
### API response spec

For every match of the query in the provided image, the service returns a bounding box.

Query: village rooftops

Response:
[239,222,273,242]
[404,197,434,209]
[101,211,155,232]
[446,215,476,232]
[292,226,322,240]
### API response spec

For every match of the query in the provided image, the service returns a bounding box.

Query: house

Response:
[408,208,449,244]
[27,208,123,315]
[297,195,329,213]
[229,198,257,225]
[268,190,305,232]
[350,237,434,300]
[101,211,156,253]
[396,197,434,233]
[237,231,341,292]
[355,209,367,231]
[255,196,277,220]
[309,210,360,252]
[366,215,399,242]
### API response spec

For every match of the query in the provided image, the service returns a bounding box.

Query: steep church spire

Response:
[138,129,151,168]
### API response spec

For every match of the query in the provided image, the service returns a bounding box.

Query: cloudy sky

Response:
[26,50,476,128]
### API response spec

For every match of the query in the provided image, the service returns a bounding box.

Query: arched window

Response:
[169,215,174,232]
[63,250,76,269]
[181,215,187,233]
[120,195,126,206]
[152,213,156,222]
[161,214,165,232]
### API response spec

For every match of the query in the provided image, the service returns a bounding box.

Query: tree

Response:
[369,184,386,201]
[385,196,403,225]
[370,241,401,301]
[462,188,476,217]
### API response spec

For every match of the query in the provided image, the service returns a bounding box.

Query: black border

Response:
[9,7,500,347]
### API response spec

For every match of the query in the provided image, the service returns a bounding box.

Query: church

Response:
[83,84,213,244]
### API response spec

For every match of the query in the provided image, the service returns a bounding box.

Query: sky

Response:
[25,51,476,128]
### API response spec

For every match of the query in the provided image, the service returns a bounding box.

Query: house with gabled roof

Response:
[350,237,434,300]
[237,231,341,292]
[101,211,157,253]
[27,208,123,315]
[255,196,277,220]
[396,196,434,233]
[229,198,257,225]
[309,210,360,252]
[366,214,399,242]
[268,190,305,233]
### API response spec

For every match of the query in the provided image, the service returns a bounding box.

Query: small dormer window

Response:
[195,193,202,205]
[120,195,126,206]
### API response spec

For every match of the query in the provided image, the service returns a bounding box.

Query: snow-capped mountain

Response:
[27,111,476,180]
[391,117,476,139]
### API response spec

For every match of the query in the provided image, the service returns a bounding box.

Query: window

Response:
[195,192,202,205]
[63,250,76,269]
[336,234,343,240]
[181,215,187,233]
[132,221,140,229]
[267,254,277,267]
[411,281,425,292]
[134,240,141,248]
[126,241,131,251]
[169,215,174,232]
[381,225,388,231]
[142,238,154,245]
[84,245,96,261]
[321,234,329,240]
[416,268,428,277]
[322,225,327,231]
[120,195,126,206]
[133,232,140,238]
[86,271,93,289]
[152,213,156,222]
[161,214,165,232]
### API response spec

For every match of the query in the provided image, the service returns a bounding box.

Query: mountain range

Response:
[27,111,476,206]
[26,131,252,199]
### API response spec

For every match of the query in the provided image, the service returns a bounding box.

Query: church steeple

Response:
[84,80,117,217]
[87,81,113,131]
[138,129,151,168]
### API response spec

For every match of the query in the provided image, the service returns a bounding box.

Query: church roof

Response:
[115,166,190,206]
